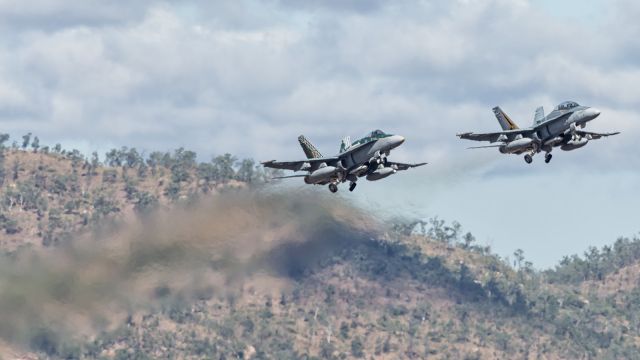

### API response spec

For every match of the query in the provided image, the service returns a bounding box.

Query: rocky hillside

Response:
[0,142,639,360]
[0,144,267,252]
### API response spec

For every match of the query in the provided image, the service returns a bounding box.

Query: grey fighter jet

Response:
[457,101,620,163]
[262,130,426,193]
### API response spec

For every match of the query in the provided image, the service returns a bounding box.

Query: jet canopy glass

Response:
[370,129,389,138]
[351,130,390,147]
[555,101,580,111]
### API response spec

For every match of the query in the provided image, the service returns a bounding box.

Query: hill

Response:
[0,140,639,359]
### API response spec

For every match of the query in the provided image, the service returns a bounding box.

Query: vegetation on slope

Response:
[0,133,638,360]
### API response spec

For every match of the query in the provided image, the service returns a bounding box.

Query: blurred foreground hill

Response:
[0,135,639,360]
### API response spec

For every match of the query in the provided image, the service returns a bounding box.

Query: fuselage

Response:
[304,130,405,185]
[533,105,600,142]
[500,101,601,155]
[340,134,405,169]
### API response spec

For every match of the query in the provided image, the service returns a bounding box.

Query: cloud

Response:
[0,0,636,171]
[0,0,154,30]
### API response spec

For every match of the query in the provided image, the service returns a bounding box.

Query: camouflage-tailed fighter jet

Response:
[458,101,619,163]
[262,130,426,193]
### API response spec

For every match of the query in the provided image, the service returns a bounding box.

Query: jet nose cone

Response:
[393,135,405,148]
[386,135,405,150]
[584,108,601,120]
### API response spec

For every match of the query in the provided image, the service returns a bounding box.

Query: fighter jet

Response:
[457,101,620,163]
[262,130,426,193]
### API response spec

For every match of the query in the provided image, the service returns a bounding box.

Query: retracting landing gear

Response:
[349,182,357,192]
[545,153,553,163]
[328,183,338,193]
[524,154,533,164]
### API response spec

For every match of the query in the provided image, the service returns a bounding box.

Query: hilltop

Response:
[0,141,271,252]
[0,139,639,359]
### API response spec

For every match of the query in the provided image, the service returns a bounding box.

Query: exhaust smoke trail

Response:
[0,189,382,351]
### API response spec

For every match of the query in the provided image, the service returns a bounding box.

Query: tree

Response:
[146,152,163,176]
[173,147,197,168]
[105,148,121,167]
[168,148,197,183]
[12,159,20,180]
[31,136,40,152]
[351,337,364,358]
[0,156,5,186]
[0,214,21,234]
[125,147,142,168]
[124,178,139,200]
[0,133,9,147]
[92,192,120,220]
[21,132,31,149]
[91,151,100,168]
[197,163,218,186]
[514,249,525,269]
[213,153,237,182]
[137,162,148,179]
[134,192,158,214]
[102,169,118,184]
[0,134,7,186]
[462,232,476,249]
[235,158,256,183]
[164,182,181,201]
[340,322,349,339]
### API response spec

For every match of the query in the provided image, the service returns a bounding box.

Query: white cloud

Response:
[0,0,636,168]
[0,0,637,266]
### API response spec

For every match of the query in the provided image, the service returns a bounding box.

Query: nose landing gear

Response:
[544,153,552,163]
[349,182,357,192]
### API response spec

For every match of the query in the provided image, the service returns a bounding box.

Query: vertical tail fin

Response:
[492,106,520,130]
[339,136,351,153]
[298,135,323,159]
[532,106,545,126]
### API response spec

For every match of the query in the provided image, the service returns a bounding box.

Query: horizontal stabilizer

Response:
[272,174,307,179]
[467,144,503,149]
[386,161,427,171]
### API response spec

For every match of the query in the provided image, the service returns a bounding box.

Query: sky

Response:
[0,0,638,268]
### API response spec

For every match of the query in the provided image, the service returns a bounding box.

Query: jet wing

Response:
[262,157,340,171]
[457,129,534,143]
[575,130,620,140]
[387,161,427,171]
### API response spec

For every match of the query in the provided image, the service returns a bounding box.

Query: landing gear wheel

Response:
[524,154,533,164]
[329,183,338,193]
[545,153,552,163]
[349,182,357,192]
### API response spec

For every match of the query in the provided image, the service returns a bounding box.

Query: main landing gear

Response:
[349,182,357,192]
[524,154,533,164]
[328,183,338,193]
[524,153,552,164]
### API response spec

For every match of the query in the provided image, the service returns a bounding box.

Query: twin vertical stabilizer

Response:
[298,135,323,159]
[492,106,520,130]
[533,106,545,126]
[339,136,351,153]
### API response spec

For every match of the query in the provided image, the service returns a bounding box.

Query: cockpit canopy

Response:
[555,101,580,111]
[351,129,391,147]
[370,129,388,138]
